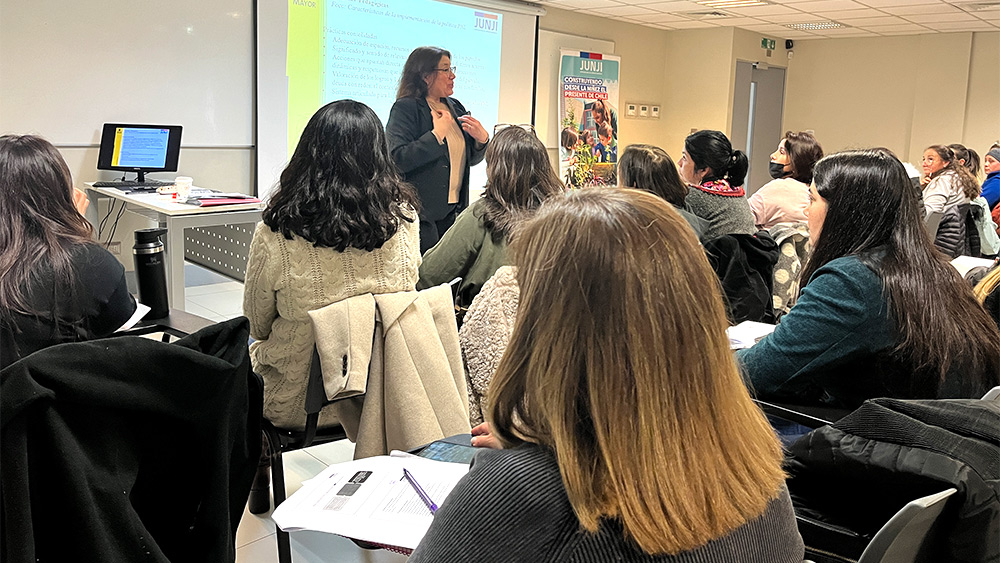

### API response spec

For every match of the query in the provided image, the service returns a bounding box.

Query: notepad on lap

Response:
[727,320,776,349]
[271,454,469,553]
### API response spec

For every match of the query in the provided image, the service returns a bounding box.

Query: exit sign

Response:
[761,38,776,49]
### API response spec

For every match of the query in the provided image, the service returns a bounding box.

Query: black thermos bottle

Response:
[133,228,169,319]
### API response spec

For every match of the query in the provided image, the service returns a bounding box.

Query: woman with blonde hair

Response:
[409,189,803,562]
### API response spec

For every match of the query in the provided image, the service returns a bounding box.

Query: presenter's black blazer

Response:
[386,96,487,222]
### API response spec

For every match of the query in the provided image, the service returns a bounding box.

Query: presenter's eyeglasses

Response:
[432,66,457,74]
[494,123,535,135]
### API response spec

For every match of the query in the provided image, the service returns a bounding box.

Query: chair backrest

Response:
[924,211,944,239]
[982,386,1000,402]
[856,488,957,563]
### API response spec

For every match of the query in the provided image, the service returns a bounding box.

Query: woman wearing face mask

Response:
[748,131,824,230]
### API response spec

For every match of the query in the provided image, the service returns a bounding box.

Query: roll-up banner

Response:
[558,50,621,188]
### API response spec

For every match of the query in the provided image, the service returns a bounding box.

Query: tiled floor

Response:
[180,262,408,563]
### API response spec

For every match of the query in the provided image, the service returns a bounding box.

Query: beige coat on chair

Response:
[310,284,471,459]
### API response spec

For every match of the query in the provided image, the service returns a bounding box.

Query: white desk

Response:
[84,185,263,312]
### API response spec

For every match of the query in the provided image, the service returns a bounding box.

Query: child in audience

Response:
[739,149,1000,409]
[243,100,421,429]
[411,189,804,562]
[418,126,563,307]
[559,127,578,164]
[748,131,823,230]
[0,134,136,369]
[678,130,757,240]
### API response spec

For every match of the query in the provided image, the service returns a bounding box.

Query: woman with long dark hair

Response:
[418,125,563,306]
[922,144,980,215]
[410,189,803,562]
[0,134,136,369]
[739,149,1000,408]
[385,46,490,253]
[243,100,420,428]
[678,130,756,240]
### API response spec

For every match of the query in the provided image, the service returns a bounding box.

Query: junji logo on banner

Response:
[558,50,621,188]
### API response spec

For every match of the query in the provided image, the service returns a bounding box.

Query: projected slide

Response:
[112,127,169,168]
[286,0,503,155]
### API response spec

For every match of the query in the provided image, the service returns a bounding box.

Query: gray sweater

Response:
[686,187,757,241]
[410,444,804,563]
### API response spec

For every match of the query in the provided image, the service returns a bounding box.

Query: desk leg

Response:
[164,217,187,311]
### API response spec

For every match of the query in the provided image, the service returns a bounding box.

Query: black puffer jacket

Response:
[935,203,981,258]
[704,231,779,324]
[786,397,1000,563]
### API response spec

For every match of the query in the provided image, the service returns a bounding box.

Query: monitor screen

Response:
[97,123,182,173]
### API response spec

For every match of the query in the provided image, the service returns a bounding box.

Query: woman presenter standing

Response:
[387,46,490,253]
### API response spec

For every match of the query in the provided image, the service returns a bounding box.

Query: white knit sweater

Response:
[243,215,421,429]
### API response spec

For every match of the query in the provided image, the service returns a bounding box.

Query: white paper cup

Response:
[174,176,193,199]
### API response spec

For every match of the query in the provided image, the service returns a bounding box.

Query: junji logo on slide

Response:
[474,11,498,32]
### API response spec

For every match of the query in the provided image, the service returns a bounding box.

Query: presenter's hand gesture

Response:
[431,109,452,143]
[470,422,501,449]
[458,115,489,145]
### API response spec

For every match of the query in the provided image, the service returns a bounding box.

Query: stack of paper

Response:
[271,453,469,552]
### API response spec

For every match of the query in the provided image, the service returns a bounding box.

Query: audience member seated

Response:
[748,130,823,230]
[738,149,1000,409]
[922,144,982,256]
[981,146,1000,210]
[0,134,136,369]
[458,265,518,426]
[974,263,1000,329]
[677,129,756,241]
[418,125,563,307]
[243,100,420,429]
[617,143,708,240]
[409,189,805,563]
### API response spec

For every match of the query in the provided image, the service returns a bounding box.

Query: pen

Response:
[402,468,438,514]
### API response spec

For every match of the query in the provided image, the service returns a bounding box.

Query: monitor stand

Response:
[135,171,147,183]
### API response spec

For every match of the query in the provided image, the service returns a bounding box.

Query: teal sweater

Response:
[737,255,897,408]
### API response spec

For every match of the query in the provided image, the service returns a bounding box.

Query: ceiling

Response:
[534,0,1000,38]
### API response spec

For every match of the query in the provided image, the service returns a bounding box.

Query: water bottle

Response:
[133,228,169,319]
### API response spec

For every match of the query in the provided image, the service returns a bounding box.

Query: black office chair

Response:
[248,346,353,563]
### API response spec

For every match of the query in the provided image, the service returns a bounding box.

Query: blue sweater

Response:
[981,171,1000,209]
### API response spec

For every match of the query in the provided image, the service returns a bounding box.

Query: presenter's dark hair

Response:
[803,148,999,398]
[684,130,749,188]
[263,100,418,252]
[783,130,824,184]
[0,134,94,318]
[396,46,452,100]
[481,126,564,240]
[617,144,687,207]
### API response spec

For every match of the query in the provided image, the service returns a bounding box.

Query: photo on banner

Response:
[558,50,621,188]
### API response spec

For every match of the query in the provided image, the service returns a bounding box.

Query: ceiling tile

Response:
[712,16,771,23]
[836,14,908,22]
[601,4,661,15]
[624,12,698,21]
[788,0,871,11]
[812,27,879,33]
[548,0,626,8]
[762,12,832,20]
[883,3,963,15]
[926,19,999,28]
[666,18,722,26]
[860,22,933,29]
[814,7,886,17]
[904,11,979,21]
[856,0,940,7]
[638,0,707,11]
[727,4,806,14]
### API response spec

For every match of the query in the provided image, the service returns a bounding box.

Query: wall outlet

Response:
[639,105,649,117]
[107,241,122,255]
[626,103,637,117]
[650,105,660,119]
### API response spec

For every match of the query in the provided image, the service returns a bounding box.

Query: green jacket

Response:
[417,199,508,306]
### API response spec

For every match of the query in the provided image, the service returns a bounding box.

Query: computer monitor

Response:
[97,123,182,182]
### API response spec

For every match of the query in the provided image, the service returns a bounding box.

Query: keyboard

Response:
[93,180,174,189]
